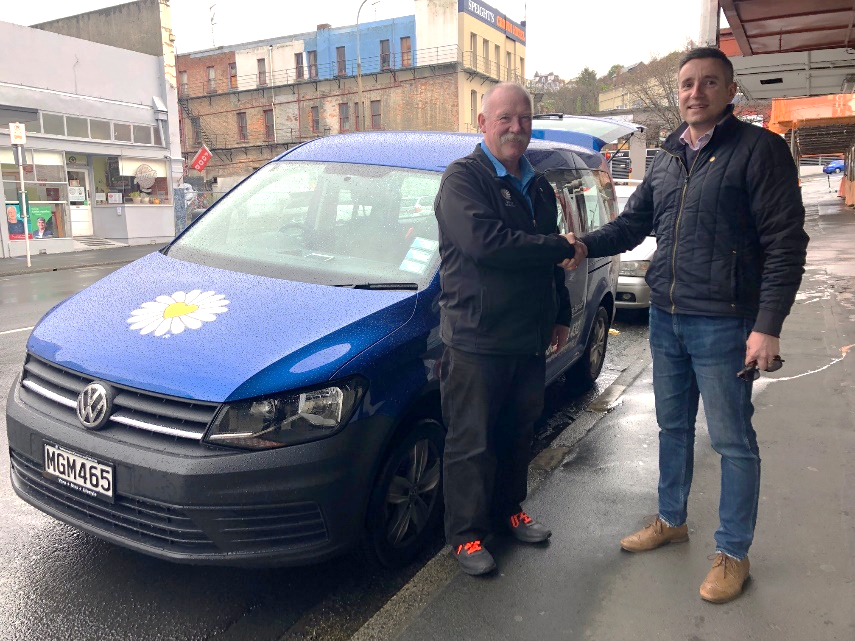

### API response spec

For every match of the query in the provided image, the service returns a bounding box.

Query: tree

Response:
[575,67,600,114]
[617,51,683,133]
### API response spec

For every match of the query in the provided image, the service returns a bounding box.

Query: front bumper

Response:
[6,378,391,567]
[615,275,651,309]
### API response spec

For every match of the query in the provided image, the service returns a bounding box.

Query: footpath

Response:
[0,243,165,277]
[352,169,855,641]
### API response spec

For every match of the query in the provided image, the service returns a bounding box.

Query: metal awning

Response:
[721,0,855,56]
[770,94,855,155]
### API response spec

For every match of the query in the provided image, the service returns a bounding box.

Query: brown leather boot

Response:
[699,552,750,603]
[620,516,689,552]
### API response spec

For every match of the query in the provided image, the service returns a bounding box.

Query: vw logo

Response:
[76,383,113,430]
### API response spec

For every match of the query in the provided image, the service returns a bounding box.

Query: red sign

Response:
[190,146,212,172]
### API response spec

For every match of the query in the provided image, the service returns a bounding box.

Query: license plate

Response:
[43,443,114,502]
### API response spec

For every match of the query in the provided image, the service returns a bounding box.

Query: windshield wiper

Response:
[333,282,419,290]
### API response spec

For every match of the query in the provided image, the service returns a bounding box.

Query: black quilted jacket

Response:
[582,108,809,337]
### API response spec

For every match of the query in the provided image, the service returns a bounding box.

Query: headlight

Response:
[205,377,367,450]
[619,260,650,277]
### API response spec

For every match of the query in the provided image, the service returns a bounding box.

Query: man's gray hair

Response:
[481,82,533,116]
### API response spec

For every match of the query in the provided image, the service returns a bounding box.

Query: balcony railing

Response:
[177,45,468,97]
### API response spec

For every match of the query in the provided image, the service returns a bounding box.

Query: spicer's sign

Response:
[458,0,526,44]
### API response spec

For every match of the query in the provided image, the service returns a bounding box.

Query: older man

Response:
[566,48,809,602]
[434,82,576,575]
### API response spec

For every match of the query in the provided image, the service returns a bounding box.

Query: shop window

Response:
[66,116,89,138]
[90,119,111,140]
[114,123,132,142]
[92,156,170,205]
[133,125,152,145]
[4,115,40,134]
[43,113,65,136]
[2,149,70,239]
[153,126,163,146]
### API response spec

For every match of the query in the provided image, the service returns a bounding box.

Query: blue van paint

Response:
[8,131,619,567]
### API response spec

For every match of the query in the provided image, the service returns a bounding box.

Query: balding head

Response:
[481,83,532,117]
[477,83,533,176]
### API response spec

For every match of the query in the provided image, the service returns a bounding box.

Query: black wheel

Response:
[567,305,610,390]
[362,418,444,568]
[834,167,842,173]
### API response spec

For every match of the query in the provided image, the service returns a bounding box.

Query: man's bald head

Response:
[481,83,532,117]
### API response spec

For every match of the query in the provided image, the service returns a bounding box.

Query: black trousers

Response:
[440,346,546,547]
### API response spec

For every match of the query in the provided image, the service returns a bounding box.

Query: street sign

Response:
[10,122,26,145]
[190,146,212,172]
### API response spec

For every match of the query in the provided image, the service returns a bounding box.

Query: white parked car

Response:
[614,182,655,310]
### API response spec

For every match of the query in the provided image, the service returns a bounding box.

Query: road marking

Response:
[0,326,33,336]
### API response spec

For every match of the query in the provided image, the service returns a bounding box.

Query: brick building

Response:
[177,0,527,185]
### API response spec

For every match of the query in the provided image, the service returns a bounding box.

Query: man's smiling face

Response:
[678,57,737,132]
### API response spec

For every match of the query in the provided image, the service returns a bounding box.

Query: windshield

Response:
[167,161,442,288]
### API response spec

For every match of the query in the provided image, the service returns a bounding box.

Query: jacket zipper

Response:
[662,147,702,313]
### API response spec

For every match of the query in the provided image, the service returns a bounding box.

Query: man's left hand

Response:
[745,331,780,371]
[551,324,570,353]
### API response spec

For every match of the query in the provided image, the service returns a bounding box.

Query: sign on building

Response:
[190,146,213,172]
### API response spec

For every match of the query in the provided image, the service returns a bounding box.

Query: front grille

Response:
[11,450,329,554]
[10,449,217,553]
[20,354,219,441]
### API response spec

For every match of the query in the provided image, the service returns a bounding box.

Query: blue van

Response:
[7,132,618,568]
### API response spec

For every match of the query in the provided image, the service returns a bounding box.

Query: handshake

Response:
[558,232,587,270]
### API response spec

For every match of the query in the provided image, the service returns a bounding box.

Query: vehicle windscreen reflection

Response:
[167,162,442,288]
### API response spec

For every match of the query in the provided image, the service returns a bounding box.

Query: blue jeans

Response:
[649,305,760,560]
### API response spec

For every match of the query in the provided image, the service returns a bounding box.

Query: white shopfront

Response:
[0,20,183,259]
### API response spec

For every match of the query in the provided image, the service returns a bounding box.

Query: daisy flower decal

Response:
[128,290,229,337]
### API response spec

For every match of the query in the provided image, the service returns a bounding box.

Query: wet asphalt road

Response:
[0,264,648,641]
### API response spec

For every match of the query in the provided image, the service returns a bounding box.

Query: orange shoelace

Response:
[510,511,533,528]
[456,540,483,555]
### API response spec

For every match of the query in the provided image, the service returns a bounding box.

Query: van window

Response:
[544,168,616,234]
[169,162,442,288]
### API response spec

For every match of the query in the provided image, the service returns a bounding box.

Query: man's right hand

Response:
[559,233,588,270]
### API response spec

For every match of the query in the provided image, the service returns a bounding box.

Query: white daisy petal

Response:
[155,295,176,305]
[129,316,160,329]
[140,318,164,335]
[190,291,219,304]
[154,318,172,337]
[170,317,186,334]
[172,291,187,302]
[198,306,228,314]
[182,315,203,330]
[184,289,203,304]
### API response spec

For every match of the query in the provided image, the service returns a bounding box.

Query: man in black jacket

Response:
[566,48,809,602]
[435,82,576,575]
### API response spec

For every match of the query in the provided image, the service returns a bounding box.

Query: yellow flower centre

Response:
[163,302,199,319]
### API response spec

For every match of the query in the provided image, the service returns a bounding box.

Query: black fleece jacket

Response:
[582,108,809,336]
[434,145,574,355]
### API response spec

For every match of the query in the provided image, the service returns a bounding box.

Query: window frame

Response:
[228,62,238,90]
[236,112,248,142]
[310,106,320,133]
[207,66,216,93]
[400,36,412,67]
[370,100,381,129]
[295,52,305,80]
[257,58,267,86]
[264,109,275,141]
[336,46,347,76]
[380,39,391,70]
[308,50,318,79]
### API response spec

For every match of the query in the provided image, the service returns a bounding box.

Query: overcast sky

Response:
[7,0,708,80]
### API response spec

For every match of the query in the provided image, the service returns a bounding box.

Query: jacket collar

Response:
[662,104,737,154]
[471,143,542,183]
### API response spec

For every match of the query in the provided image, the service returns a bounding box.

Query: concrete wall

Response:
[415,0,459,64]
[31,0,166,57]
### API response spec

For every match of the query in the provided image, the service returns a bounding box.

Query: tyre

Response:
[834,167,842,173]
[362,418,444,568]
[567,305,610,390]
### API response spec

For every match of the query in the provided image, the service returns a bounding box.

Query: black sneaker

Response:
[508,511,552,543]
[453,540,496,576]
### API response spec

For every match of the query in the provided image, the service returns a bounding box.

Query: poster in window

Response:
[5,203,27,239]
